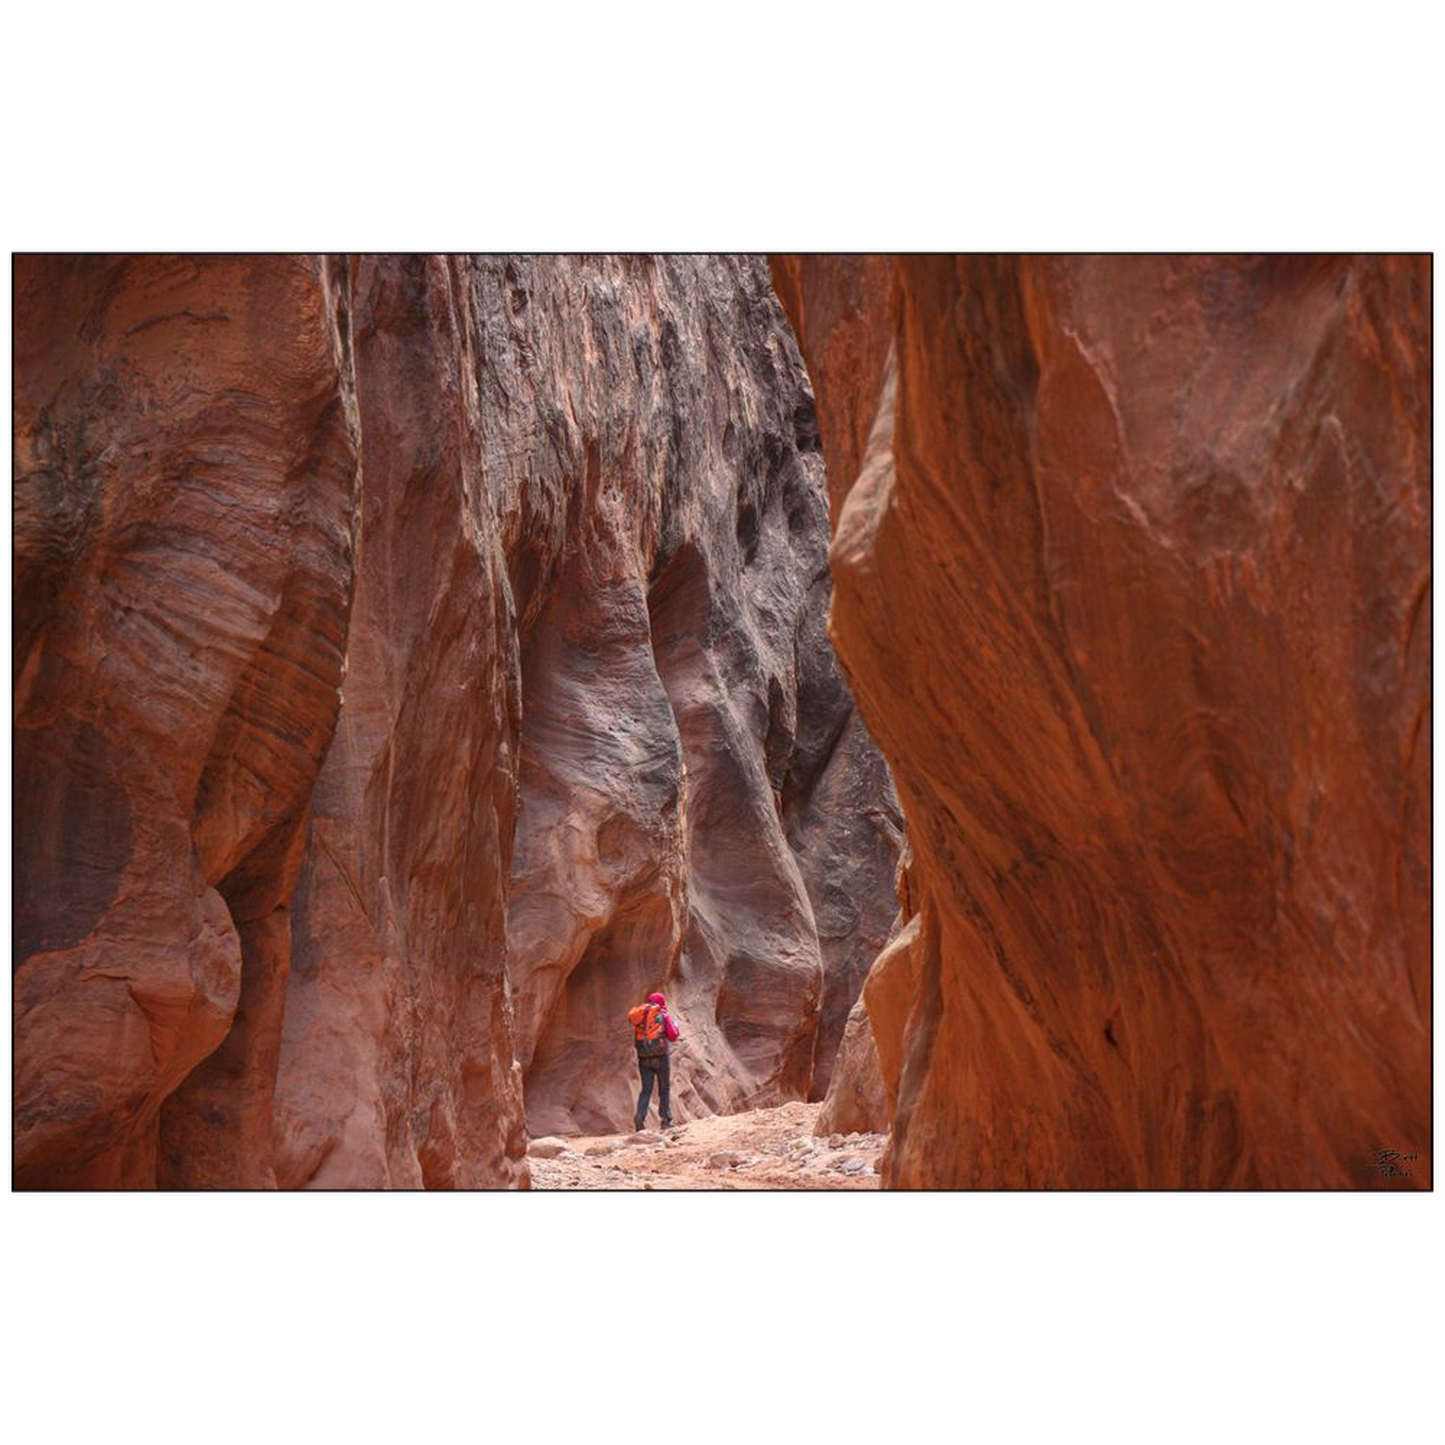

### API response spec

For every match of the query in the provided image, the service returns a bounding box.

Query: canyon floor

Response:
[525,1100,886,1190]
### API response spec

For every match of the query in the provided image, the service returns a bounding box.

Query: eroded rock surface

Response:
[265,257,527,1189]
[14,256,359,1187]
[486,257,900,1135]
[13,254,898,1187]
[775,255,1432,1188]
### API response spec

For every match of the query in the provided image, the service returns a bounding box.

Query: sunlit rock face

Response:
[13,253,898,1186]
[775,254,1431,1189]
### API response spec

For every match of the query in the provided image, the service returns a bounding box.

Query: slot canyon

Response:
[11,253,1430,1189]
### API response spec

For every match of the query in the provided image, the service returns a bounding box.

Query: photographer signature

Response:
[1370,1148,1418,1179]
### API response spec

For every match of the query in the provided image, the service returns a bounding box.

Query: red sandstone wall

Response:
[479,256,900,1136]
[776,254,1432,1188]
[12,254,898,1187]
[14,256,359,1187]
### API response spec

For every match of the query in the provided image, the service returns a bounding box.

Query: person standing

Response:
[628,991,680,1131]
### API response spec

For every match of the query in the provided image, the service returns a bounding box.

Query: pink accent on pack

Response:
[647,992,680,1041]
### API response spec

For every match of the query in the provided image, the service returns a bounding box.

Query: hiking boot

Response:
[633,1117,647,1134]
[661,1117,674,1131]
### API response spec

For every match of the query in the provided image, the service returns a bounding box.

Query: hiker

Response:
[628,991,680,1131]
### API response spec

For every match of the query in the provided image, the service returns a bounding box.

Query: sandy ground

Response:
[525,1100,887,1190]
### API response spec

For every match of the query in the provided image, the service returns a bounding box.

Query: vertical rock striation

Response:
[13,253,898,1186]
[14,256,359,1188]
[264,257,527,1189]
[481,256,901,1136]
[774,254,1432,1188]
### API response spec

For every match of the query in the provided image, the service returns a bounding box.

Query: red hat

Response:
[647,992,666,1005]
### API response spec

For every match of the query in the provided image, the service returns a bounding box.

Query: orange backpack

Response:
[629,1003,667,1058]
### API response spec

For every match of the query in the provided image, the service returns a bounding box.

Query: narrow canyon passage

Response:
[13,254,902,1188]
[11,253,1430,1190]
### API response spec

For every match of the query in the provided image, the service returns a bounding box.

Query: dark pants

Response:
[635,1053,671,1128]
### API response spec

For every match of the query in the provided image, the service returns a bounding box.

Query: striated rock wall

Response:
[775,254,1432,1188]
[479,256,900,1136]
[12,253,898,1187]
[261,257,528,1189]
[14,256,359,1188]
